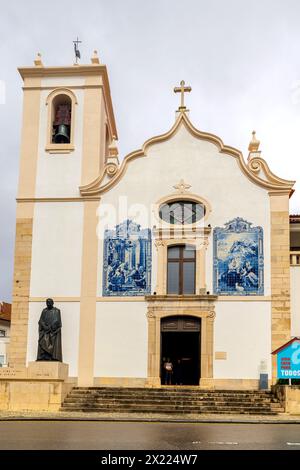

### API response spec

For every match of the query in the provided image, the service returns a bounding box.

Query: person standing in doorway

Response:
[163,358,173,385]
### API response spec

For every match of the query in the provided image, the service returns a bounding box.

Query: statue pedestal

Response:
[28,362,68,380]
[0,362,74,412]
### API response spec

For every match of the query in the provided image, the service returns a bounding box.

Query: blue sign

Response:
[276,339,300,379]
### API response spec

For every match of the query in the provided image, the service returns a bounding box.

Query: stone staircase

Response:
[61,387,284,415]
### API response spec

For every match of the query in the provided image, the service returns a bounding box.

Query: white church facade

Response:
[5,52,300,399]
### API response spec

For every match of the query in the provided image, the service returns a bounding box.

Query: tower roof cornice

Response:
[18,64,117,139]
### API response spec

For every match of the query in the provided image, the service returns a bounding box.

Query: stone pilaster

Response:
[9,218,33,367]
[77,200,99,386]
[270,193,291,381]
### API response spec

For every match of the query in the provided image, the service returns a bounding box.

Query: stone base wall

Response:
[0,362,73,411]
[273,385,300,414]
[0,380,73,411]
[94,377,147,387]
[212,379,262,390]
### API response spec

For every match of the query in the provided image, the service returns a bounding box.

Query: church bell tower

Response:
[9,50,118,370]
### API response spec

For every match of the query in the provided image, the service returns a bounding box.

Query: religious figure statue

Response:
[37,298,62,362]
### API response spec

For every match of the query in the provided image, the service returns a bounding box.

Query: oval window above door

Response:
[159,200,206,225]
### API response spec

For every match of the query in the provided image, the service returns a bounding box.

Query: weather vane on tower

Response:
[73,37,82,64]
[174,80,192,111]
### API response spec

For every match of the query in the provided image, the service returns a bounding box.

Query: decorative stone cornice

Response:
[145,295,217,322]
[79,112,295,198]
[152,226,211,242]
[247,157,294,189]
[145,294,217,302]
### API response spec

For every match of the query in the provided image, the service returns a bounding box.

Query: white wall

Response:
[94,302,148,377]
[97,124,271,296]
[35,86,84,198]
[291,267,300,336]
[214,301,272,379]
[27,302,80,377]
[30,202,83,298]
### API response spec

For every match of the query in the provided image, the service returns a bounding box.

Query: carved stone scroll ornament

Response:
[146,308,155,319]
[105,138,119,178]
[105,162,118,177]
[207,310,216,321]
[154,240,166,249]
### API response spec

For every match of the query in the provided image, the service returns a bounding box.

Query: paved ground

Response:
[1,421,300,449]
[1,410,300,423]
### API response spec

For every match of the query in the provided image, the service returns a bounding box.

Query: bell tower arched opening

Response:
[51,94,72,144]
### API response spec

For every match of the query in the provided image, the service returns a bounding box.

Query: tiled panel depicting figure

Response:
[213,217,264,295]
[103,220,151,296]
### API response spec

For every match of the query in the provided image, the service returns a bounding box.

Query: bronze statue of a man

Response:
[37,298,62,361]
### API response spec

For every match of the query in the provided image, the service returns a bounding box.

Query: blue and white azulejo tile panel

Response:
[213,217,264,295]
[103,219,152,296]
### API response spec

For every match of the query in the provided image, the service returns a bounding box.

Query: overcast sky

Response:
[0,0,300,301]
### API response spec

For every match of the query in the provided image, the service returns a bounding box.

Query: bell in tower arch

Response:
[52,100,71,144]
[54,124,69,143]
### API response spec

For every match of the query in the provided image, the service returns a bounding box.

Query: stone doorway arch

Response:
[145,294,216,388]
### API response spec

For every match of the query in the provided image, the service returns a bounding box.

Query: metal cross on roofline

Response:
[73,37,82,64]
[174,80,192,111]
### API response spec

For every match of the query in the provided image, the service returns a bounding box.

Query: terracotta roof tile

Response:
[0,302,11,322]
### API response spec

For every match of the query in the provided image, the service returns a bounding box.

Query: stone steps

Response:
[69,392,274,399]
[61,387,283,415]
[73,386,273,394]
[72,388,272,397]
[63,400,278,407]
[65,394,278,403]
[62,405,282,414]
[60,406,279,415]
[65,395,276,406]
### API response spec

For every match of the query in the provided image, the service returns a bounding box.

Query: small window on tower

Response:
[52,95,72,144]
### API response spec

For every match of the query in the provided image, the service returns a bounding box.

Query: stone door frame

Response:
[145,295,217,388]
